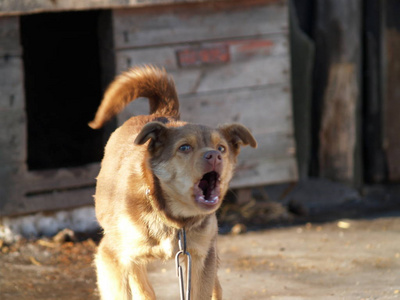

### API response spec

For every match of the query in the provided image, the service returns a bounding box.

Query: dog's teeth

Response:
[204,196,218,204]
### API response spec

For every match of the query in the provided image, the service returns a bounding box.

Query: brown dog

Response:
[89,65,257,300]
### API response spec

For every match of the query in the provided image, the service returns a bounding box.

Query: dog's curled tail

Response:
[89,65,179,129]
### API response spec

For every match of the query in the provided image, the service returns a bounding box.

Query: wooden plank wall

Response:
[113,0,298,188]
[0,0,227,16]
[0,0,297,216]
[0,15,105,216]
[0,17,28,214]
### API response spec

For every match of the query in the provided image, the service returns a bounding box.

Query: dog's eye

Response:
[217,145,226,153]
[178,144,192,153]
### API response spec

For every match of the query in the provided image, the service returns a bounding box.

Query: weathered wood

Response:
[239,131,295,161]
[176,44,230,68]
[24,163,100,195]
[133,56,288,96]
[116,35,288,71]
[0,16,22,56]
[0,164,26,216]
[179,86,293,136]
[121,85,293,132]
[314,0,362,185]
[0,110,26,163]
[121,86,292,131]
[0,0,245,16]
[1,186,95,217]
[0,163,99,216]
[116,35,289,92]
[0,20,25,167]
[113,0,287,49]
[0,56,25,111]
[231,156,298,188]
[0,16,27,217]
[319,63,358,181]
[383,0,400,182]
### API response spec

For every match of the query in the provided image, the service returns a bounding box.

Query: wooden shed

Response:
[0,0,297,217]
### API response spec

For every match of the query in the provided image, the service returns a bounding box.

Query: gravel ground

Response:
[1,211,400,300]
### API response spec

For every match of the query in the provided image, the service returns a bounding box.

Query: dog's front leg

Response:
[96,240,155,300]
[211,275,222,300]
[96,241,132,300]
[127,263,156,300]
[190,243,222,300]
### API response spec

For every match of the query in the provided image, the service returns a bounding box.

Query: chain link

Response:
[175,228,191,300]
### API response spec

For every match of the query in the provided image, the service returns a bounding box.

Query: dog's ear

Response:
[218,123,257,151]
[135,121,169,152]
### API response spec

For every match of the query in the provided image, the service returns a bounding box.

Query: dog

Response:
[89,65,257,300]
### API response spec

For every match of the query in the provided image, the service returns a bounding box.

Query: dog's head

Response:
[135,121,257,218]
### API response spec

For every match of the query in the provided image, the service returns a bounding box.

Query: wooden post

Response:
[313,0,363,185]
[0,16,27,209]
[383,0,400,182]
[289,0,314,180]
[363,0,386,183]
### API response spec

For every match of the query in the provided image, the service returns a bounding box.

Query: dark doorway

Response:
[20,10,110,170]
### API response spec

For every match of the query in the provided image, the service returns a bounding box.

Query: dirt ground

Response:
[1,211,400,300]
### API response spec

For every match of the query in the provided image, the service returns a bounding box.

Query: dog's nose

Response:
[203,150,222,168]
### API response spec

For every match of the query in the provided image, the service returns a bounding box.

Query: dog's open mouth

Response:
[194,171,221,208]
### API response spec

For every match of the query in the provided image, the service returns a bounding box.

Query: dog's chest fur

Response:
[115,211,217,266]
[115,215,176,264]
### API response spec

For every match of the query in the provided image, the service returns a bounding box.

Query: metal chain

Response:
[175,228,191,300]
